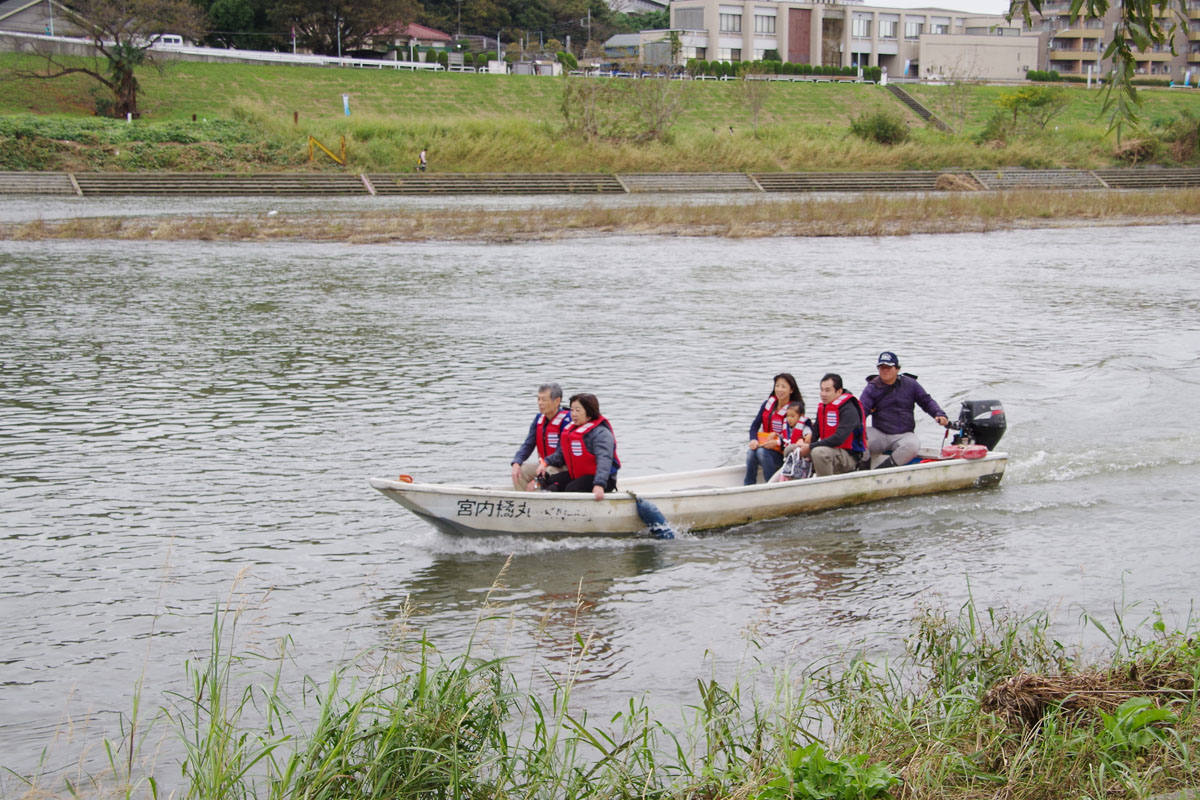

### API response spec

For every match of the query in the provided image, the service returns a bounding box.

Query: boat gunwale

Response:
[368,451,1009,503]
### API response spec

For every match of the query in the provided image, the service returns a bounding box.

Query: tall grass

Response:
[10,584,1200,800]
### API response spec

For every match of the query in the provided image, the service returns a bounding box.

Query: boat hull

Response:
[369,453,1007,537]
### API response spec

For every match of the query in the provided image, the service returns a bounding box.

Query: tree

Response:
[272,0,420,57]
[15,0,205,118]
[622,76,692,141]
[1007,0,1185,138]
[560,74,691,142]
[205,0,254,48]
[997,85,1072,131]
[737,61,772,136]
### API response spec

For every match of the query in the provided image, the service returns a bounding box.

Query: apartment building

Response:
[667,0,1019,77]
[1024,0,1200,80]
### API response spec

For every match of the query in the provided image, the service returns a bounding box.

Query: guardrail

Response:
[0,30,445,70]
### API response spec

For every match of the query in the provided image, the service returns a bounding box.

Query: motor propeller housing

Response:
[954,400,1006,450]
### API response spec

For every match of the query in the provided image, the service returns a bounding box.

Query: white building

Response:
[667,0,1035,79]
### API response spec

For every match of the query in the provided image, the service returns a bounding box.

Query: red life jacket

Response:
[816,393,868,453]
[760,395,788,437]
[561,416,620,479]
[782,417,810,446]
[535,408,570,460]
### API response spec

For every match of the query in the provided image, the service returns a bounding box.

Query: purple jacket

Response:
[858,374,946,435]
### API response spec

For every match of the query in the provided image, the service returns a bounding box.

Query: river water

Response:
[2,210,1199,784]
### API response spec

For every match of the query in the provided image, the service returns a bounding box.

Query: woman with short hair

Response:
[540,393,620,501]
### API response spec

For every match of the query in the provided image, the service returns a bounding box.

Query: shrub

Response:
[849,110,909,144]
[973,109,1012,144]
[862,66,882,83]
[558,50,578,70]
[437,51,449,68]
[798,63,812,75]
[1150,110,1200,162]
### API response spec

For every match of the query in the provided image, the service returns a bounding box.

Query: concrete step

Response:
[754,171,946,192]
[969,169,1107,190]
[885,85,952,133]
[1093,168,1200,189]
[71,173,368,195]
[372,173,626,194]
[0,171,77,194]
[619,173,759,193]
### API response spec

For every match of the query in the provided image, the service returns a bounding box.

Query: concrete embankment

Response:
[3,169,1200,196]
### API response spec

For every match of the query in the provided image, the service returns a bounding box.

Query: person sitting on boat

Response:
[744,373,801,485]
[858,351,949,469]
[794,373,868,477]
[539,393,619,501]
[767,401,813,483]
[511,382,571,491]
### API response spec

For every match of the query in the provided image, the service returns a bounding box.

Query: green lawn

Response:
[3,52,1199,172]
[0,54,920,131]
[906,81,1200,135]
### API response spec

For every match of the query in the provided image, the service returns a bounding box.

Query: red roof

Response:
[374,22,453,41]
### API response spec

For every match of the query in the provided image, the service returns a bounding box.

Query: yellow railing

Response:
[308,135,347,166]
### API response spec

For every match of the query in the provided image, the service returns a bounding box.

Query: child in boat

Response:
[769,401,813,483]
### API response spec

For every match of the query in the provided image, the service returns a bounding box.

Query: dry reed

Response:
[5,189,1199,244]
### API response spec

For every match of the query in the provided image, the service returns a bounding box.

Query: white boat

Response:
[368,450,1007,537]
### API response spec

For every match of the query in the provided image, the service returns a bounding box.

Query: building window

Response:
[754,15,776,34]
[719,13,741,32]
[879,19,898,38]
[852,17,872,37]
[717,47,742,60]
[931,23,949,34]
[674,7,704,30]
[905,21,924,38]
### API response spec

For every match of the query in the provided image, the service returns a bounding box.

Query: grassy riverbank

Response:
[11,589,1200,800]
[6,189,1200,243]
[3,53,1200,173]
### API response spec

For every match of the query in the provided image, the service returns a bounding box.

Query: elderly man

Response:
[794,373,868,477]
[859,351,949,469]
[511,383,571,491]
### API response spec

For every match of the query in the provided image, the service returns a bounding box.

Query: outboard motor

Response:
[953,400,1006,451]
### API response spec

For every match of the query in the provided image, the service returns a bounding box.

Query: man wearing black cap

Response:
[859,351,949,469]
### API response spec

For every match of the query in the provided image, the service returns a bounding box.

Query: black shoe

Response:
[875,456,897,470]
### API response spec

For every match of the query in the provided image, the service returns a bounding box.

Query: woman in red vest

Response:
[540,393,620,501]
[744,373,801,485]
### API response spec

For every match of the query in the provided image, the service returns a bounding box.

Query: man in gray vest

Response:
[511,383,570,490]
